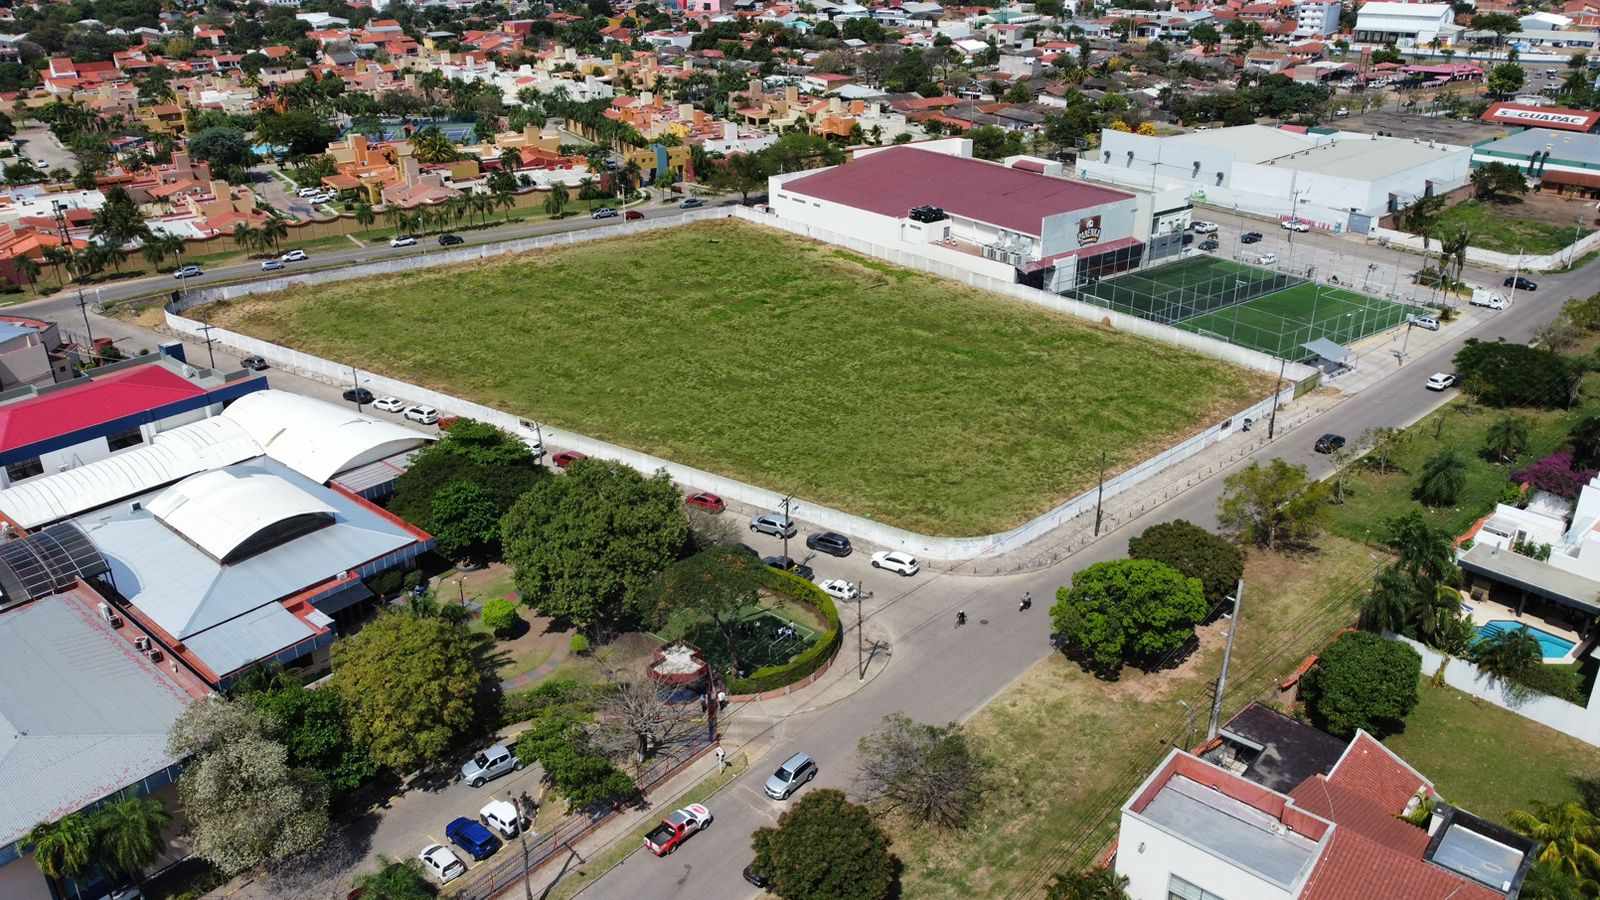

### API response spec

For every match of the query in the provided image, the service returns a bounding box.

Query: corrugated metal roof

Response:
[181,602,316,679]
[0,589,192,848]
[146,468,336,563]
[75,458,417,652]
[0,417,261,529]
[220,390,433,483]
[331,449,420,495]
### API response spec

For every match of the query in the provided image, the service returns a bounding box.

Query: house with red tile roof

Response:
[1114,709,1538,900]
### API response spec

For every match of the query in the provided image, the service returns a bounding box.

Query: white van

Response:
[1470,290,1507,310]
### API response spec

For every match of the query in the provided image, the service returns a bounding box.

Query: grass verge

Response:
[195,219,1272,535]
[1383,679,1600,825]
[884,537,1379,898]
[1325,399,1573,544]
[1434,200,1595,256]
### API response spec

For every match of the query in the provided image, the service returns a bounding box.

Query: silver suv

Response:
[750,514,797,538]
[461,744,521,787]
[764,752,817,800]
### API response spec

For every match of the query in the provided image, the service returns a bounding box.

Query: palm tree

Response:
[544,181,569,218]
[1484,415,1531,463]
[41,245,69,287]
[1385,512,1458,588]
[15,255,40,291]
[410,126,458,164]
[232,222,260,254]
[92,795,171,886]
[382,205,403,233]
[23,814,96,896]
[1472,627,1542,684]
[1510,802,1600,881]
[260,218,289,253]
[1414,449,1466,507]
[355,203,375,230]
[1359,566,1416,633]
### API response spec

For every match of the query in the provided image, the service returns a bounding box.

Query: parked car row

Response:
[260,249,310,271]
[295,186,338,204]
[341,388,440,425]
[414,745,533,885]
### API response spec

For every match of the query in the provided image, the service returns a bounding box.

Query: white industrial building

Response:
[1352,2,1457,46]
[767,140,1191,292]
[1079,124,1473,234]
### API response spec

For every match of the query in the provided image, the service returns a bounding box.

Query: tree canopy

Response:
[390,419,547,562]
[1218,459,1328,549]
[856,714,988,829]
[330,611,489,772]
[244,675,377,792]
[652,544,766,675]
[1454,339,1575,409]
[752,789,897,900]
[1302,631,1421,737]
[187,126,257,183]
[1050,559,1208,677]
[501,459,689,629]
[1471,162,1528,204]
[1127,519,1243,609]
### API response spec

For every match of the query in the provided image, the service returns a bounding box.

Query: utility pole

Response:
[350,365,364,412]
[197,323,218,369]
[856,581,864,679]
[1267,356,1286,439]
[1207,580,1244,740]
[514,792,535,900]
[76,286,94,348]
[781,494,794,562]
[1093,450,1106,536]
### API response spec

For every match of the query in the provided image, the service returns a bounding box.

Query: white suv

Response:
[1191,221,1218,234]
[418,844,465,883]
[405,405,440,425]
[870,551,920,576]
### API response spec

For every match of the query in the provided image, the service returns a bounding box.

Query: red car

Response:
[625,210,644,221]
[552,450,588,469]
[643,805,712,856]
[685,492,726,514]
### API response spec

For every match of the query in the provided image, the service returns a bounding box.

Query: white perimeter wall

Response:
[166,206,1312,561]
[1391,633,1600,747]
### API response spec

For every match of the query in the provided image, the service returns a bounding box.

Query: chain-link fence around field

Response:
[1067,256,1416,360]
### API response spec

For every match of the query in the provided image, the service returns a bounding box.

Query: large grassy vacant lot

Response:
[199,220,1269,534]
[1434,200,1595,256]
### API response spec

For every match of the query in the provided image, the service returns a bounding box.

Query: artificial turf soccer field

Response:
[1071,256,1412,359]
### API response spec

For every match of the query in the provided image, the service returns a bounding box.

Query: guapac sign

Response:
[1077,214,1103,247]
[1482,103,1600,132]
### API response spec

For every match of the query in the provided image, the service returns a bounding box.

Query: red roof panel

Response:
[0,365,207,451]
[781,147,1133,237]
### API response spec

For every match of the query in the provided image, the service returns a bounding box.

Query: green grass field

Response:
[198,220,1270,534]
[1434,200,1595,256]
[1074,256,1412,359]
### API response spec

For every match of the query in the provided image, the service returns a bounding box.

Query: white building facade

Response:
[1294,0,1340,37]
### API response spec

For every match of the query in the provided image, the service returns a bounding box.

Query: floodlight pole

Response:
[1206,580,1245,740]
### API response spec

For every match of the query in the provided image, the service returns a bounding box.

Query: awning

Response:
[1539,169,1600,190]
[1460,543,1600,615]
[1300,338,1352,365]
[1019,236,1144,273]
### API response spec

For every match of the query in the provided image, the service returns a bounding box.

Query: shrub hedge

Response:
[726,568,842,695]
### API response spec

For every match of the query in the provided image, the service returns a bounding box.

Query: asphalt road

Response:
[582,256,1598,900]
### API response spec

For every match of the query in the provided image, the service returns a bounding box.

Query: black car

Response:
[1240,231,1264,244]
[805,531,852,557]
[763,555,815,581]
[1200,239,1219,251]
[240,355,269,371]
[1313,433,1346,454]
[742,864,771,888]
[1504,275,1538,291]
[343,388,375,404]
[439,233,464,246]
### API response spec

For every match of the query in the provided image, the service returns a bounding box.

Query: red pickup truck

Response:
[643,804,713,856]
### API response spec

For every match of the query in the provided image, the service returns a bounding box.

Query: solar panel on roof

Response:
[0,522,110,609]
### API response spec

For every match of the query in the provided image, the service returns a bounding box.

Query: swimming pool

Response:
[1474,620,1576,660]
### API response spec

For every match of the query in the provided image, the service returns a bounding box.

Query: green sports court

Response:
[1069,255,1414,359]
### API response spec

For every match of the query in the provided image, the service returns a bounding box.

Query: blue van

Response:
[445,817,501,861]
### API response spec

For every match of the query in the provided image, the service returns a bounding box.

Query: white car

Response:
[819,579,860,602]
[870,551,920,577]
[405,405,440,425]
[480,799,522,838]
[1408,314,1440,331]
[390,235,418,248]
[295,187,320,197]
[418,844,465,883]
[1256,253,1278,266]
[372,396,406,412]
[1191,221,1218,234]
[1280,219,1310,233]
[281,249,308,262]
[1426,373,1456,391]
[173,265,204,279]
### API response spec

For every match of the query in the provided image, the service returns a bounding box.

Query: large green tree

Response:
[752,789,896,900]
[390,420,547,561]
[187,126,257,183]
[652,544,765,676]
[1455,339,1574,409]
[1050,559,1208,677]
[245,677,377,792]
[331,612,488,772]
[1487,62,1526,98]
[1217,459,1328,549]
[428,479,504,563]
[1302,631,1421,738]
[855,714,987,830]
[1127,519,1243,610]
[501,459,689,628]
[1471,162,1528,204]
[166,697,329,875]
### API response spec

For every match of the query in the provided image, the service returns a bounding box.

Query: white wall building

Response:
[1353,2,1456,46]
[1080,124,1473,233]
[1293,0,1340,37]
[768,140,1170,292]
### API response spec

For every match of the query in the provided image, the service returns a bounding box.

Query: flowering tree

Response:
[1514,451,1596,500]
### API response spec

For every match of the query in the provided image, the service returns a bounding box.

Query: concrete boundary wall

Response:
[1391,633,1600,747]
[166,211,1308,561]
[1368,224,1600,273]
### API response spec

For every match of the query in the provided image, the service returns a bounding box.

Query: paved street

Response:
[579,256,1596,900]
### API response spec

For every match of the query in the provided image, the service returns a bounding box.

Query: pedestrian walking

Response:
[956,610,967,627]
[714,745,727,769]
[716,688,728,710]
